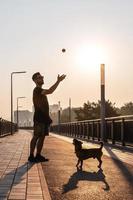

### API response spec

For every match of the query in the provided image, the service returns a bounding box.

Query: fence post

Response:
[82,122,85,138]
[80,122,83,138]
[83,122,86,139]
[87,122,90,140]
[92,121,94,140]
[97,121,100,141]
[74,123,76,138]
[79,122,82,139]
[111,119,115,144]
[121,118,125,146]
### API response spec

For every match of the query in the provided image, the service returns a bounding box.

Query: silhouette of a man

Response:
[28,72,66,162]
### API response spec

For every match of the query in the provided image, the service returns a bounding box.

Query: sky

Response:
[0,0,133,120]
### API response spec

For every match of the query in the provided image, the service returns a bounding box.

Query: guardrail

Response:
[0,118,18,137]
[51,115,133,147]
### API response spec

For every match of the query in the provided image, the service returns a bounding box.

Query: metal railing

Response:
[51,115,133,147]
[0,118,18,137]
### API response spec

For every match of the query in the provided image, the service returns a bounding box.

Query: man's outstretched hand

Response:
[57,74,66,82]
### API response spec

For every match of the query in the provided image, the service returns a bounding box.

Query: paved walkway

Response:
[42,133,133,200]
[0,130,51,200]
[0,131,133,200]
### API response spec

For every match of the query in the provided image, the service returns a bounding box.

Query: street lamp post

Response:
[17,97,26,128]
[11,71,26,134]
[100,64,106,142]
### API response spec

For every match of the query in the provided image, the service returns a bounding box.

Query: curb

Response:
[37,163,51,200]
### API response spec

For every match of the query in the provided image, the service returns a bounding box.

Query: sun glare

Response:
[76,45,106,70]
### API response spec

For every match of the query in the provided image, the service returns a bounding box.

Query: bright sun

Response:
[76,45,106,70]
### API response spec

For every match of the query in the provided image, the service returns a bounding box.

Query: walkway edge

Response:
[37,163,51,200]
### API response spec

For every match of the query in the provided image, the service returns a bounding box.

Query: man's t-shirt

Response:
[33,87,52,124]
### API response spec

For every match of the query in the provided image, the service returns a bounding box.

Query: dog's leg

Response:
[79,160,83,170]
[76,159,80,167]
[97,157,102,168]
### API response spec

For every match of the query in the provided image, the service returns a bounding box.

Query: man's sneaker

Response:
[35,154,49,162]
[28,155,36,162]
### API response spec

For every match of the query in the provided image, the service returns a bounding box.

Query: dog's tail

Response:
[99,142,103,150]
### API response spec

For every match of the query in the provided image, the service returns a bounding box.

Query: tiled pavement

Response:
[0,130,133,200]
[42,134,133,200]
[0,130,51,200]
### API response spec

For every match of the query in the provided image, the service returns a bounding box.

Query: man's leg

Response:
[36,135,45,155]
[30,135,39,155]
[28,121,40,162]
[35,124,49,162]
[28,135,38,162]
[35,135,49,162]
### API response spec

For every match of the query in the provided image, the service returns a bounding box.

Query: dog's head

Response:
[73,139,83,151]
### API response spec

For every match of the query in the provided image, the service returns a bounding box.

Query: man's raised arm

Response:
[41,74,66,95]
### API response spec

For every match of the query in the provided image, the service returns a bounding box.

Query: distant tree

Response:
[104,100,119,117]
[74,100,119,121]
[120,102,133,115]
[74,101,93,121]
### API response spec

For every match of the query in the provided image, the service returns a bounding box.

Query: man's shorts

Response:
[33,122,49,137]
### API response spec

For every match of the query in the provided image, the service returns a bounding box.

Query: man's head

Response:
[32,72,44,86]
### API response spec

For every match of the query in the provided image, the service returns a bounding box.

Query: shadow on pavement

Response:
[104,146,133,184]
[62,168,110,194]
[0,162,34,198]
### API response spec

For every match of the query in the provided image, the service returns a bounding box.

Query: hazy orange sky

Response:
[0,0,133,120]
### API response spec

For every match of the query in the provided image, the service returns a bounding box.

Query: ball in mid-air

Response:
[62,48,66,53]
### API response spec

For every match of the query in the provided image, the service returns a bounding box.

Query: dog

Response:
[73,138,103,170]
